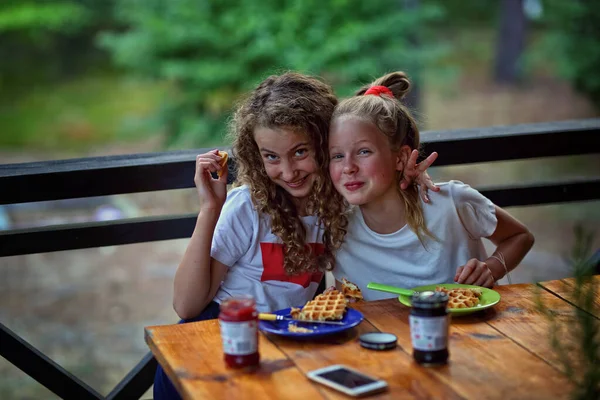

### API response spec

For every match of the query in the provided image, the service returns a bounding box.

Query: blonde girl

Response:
[328,72,535,300]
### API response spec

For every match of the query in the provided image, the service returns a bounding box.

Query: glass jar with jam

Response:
[409,291,450,366]
[218,295,260,369]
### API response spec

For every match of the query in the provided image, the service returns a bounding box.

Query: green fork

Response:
[367,282,416,296]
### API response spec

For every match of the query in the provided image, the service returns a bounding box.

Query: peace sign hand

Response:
[401,150,440,203]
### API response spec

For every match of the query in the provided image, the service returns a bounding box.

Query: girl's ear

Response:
[396,145,412,172]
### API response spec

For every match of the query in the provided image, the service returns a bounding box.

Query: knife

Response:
[258,313,346,326]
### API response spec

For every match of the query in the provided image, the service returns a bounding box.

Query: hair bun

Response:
[375,72,411,100]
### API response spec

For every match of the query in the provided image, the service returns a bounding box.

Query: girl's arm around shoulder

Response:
[485,206,535,281]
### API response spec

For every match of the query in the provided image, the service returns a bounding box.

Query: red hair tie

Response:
[364,85,393,97]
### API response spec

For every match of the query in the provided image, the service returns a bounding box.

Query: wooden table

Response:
[145,278,599,399]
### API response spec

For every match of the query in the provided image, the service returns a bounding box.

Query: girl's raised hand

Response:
[401,150,440,203]
[454,258,495,288]
[194,150,228,211]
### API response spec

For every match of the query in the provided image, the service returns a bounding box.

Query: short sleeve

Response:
[449,180,497,239]
[210,186,256,267]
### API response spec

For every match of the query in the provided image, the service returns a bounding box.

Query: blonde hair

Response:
[332,71,435,244]
[228,72,348,274]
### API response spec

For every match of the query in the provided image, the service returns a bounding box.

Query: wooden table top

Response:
[145,277,599,399]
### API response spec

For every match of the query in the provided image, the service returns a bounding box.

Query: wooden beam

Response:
[0,322,103,400]
[1,119,599,204]
[106,352,157,400]
[1,178,598,258]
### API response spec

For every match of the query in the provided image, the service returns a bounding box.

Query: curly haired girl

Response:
[172,73,350,321]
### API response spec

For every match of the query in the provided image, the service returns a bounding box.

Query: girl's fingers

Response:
[455,262,473,283]
[456,259,479,284]
[417,152,438,173]
[197,150,225,164]
[196,158,221,174]
[417,153,440,193]
[400,150,420,190]
[420,182,430,203]
[426,178,440,192]
[474,265,492,287]
[407,149,419,168]
[454,266,463,282]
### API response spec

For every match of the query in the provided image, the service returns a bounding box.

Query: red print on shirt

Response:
[260,243,324,288]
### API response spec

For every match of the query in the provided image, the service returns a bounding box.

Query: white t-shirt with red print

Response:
[333,181,498,301]
[211,186,324,312]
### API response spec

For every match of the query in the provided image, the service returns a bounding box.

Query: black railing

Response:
[1,118,599,399]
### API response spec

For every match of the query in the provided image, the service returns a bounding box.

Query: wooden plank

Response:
[478,178,600,208]
[145,320,326,400]
[106,351,156,400]
[352,298,572,400]
[538,276,600,319]
[2,178,599,258]
[0,214,198,257]
[0,147,235,204]
[265,318,463,399]
[420,118,600,166]
[2,119,599,203]
[0,322,103,400]
[480,284,580,369]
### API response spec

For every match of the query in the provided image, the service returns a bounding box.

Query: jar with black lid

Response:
[409,291,450,366]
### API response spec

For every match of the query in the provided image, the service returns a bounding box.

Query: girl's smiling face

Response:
[328,116,404,206]
[254,126,318,206]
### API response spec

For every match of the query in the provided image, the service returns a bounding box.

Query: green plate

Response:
[397,283,501,316]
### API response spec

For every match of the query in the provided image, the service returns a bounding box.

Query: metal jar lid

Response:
[359,332,398,351]
[411,291,449,309]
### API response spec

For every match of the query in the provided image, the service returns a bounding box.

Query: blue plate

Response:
[259,307,364,338]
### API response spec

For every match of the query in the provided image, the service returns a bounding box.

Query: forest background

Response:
[1,0,599,398]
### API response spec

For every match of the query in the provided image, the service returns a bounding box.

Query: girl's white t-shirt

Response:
[333,181,498,301]
[211,186,325,312]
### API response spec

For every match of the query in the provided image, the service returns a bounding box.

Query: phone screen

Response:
[316,367,378,389]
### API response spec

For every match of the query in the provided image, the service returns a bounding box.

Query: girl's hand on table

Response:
[455,258,495,288]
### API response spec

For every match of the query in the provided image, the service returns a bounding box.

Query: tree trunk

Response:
[494,0,528,84]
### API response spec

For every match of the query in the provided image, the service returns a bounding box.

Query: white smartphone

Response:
[306,364,388,397]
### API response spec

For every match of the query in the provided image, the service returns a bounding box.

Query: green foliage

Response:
[536,225,599,400]
[0,2,90,33]
[0,75,167,150]
[540,0,600,107]
[0,1,115,93]
[99,0,446,147]
[426,0,498,27]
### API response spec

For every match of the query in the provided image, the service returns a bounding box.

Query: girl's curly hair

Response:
[228,72,348,275]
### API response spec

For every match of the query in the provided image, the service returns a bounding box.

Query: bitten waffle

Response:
[217,150,228,177]
[290,289,347,321]
[341,278,364,302]
[436,286,483,309]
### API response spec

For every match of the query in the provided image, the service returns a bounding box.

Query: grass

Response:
[0,74,169,150]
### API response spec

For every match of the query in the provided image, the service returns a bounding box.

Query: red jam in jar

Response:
[218,296,260,369]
